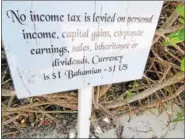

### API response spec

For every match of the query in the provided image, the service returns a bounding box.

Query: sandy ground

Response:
[17,104,184,138]
[100,104,184,138]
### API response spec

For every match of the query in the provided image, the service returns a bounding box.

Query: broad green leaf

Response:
[176,5,185,18]
[163,28,185,46]
[163,40,171,46]
[181,57,185,72]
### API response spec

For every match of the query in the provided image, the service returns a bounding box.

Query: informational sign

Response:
[2,1,163,98]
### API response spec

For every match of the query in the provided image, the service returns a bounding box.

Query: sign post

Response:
[78,87,93,138]
[2,1,164,138]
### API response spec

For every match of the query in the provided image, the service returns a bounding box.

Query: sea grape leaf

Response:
[163,29,185,46]
[176,5,185,18]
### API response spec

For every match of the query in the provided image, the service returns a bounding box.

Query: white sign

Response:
[2,1,163,98]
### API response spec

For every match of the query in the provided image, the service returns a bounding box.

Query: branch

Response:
[156,24,184,34]
[152,9,179,46]
[117,85,185,117]
[2,89,16,96]
[102,72,184,109]
[98,84,112,98]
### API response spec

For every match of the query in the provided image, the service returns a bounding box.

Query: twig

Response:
[98,104,117,120]
[99,84,112,98]
[102,72,184,109]
[4,100,77,112]
[13,121,28,137]
[152,9,179,46]
[145,70,164,75]
[96,86,100,105]
[152,48,180,69]
[93,95,117,119]
[161,123,171,138]
[156,33,184,55]
[34,107,56,121]
[177,95,184,107]
[156,24,184,34]
[127,102,132,122]
[115,125,124,139]
[2,131,19,136]
[117,85,184,117]
[43,92,77,101]
[2,79,11,85]
[22,110,77,114]
[162,1,170,9]
[93,92,99,109]
[2,89,16,96]
[148,57,156,70]
[143,74,156,84]
[164,48,181,62]
[2,67,8,81]
[159,65,171,83]
[8,95,15,107]
[152,63,161,79]
[2,115,21,126]
[129,84,148,92]
[161,9,179,29]
[153,6,180,47]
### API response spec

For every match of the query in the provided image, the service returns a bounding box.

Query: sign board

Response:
[2,1,163,98]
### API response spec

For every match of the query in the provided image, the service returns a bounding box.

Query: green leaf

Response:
[179,18,185,24]
[163,40,170,46]
[171,118,184,123]
[163,28,185,46]
[133,81,139,88]
[176,5,185,18]
[171,111,184,123]
[128,81,140,89]
[181,57,185,72]
[125,91,135,97]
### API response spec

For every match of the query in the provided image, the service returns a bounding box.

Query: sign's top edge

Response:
[2,0,167,1]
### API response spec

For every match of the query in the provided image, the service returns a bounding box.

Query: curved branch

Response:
[102,72,184,109]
